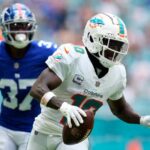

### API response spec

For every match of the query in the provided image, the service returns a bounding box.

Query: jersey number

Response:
[38,40,53,48]
[0,79,35,111]
[60,94,103,124]
[71,94,103,113]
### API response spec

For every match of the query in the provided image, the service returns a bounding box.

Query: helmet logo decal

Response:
[89,18,104,28]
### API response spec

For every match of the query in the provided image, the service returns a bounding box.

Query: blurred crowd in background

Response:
[1,0,150,149]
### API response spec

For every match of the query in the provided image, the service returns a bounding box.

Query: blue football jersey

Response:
[0,40,57,132]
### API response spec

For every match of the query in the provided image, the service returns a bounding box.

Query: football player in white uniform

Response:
[27,13,150,150]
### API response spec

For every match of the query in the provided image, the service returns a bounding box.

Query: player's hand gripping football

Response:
[140,116,150,127]
[59,102,87,128]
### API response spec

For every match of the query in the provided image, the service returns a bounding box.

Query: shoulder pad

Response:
[55,43,85,64]
[47,43,85,67]
[111,64,126,79]
[56,43,86,61]
[117,64,126,79]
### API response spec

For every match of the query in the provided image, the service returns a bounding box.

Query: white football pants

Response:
[26,129,89,150]
[0,126,30,150]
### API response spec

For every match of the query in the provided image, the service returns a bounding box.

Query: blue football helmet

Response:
[0,3,37,48]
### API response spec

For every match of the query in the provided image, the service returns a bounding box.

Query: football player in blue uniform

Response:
[0,3,57,150]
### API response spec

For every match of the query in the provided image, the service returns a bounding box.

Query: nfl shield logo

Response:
[95,81,100,87]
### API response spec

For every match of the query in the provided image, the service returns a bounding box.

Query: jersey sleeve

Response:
[109,65,127,100]
[45,43,76,81]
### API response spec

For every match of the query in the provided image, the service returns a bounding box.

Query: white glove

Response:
[59,102,87,128]
[140,116,150,127]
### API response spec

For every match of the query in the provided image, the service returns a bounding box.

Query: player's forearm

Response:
[108,97,140,124]
[113,108,140,124]
[30,68,64,109]
[30,86,63,109]
[30,83,49,103]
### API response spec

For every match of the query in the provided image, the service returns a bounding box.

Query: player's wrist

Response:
[140,116,147,125]
[140,116,150,126]
[59,102,70,113]
[140,116,144,125]
[40,91,56,106]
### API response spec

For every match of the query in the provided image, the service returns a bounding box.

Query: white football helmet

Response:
[0,3,37,49]
[82,13,129,68]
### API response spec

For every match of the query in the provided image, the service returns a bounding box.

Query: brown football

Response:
[62,110,94,145]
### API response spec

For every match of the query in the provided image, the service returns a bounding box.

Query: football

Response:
[62,110,94,145]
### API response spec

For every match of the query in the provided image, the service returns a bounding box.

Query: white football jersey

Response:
[33,43,126,135]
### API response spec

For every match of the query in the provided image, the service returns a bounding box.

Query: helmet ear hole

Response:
[90,35,94,43]
[87,32,94,43]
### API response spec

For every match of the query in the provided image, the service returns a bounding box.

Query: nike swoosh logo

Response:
[64,47,69,54]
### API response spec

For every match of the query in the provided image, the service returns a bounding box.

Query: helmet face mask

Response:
[83,13,129,68]
[1,3,37,49]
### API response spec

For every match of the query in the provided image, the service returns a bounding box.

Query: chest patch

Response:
[73,74,84,85]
